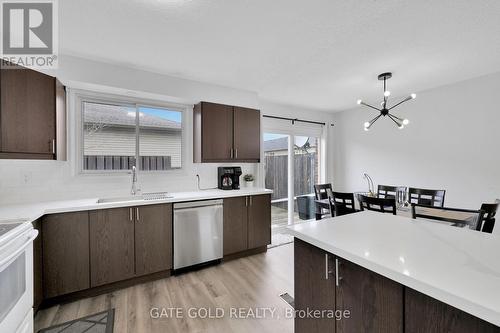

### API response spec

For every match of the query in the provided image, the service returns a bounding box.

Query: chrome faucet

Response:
[130,166,140,195]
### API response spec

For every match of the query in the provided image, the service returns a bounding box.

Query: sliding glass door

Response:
[263,123,324,247]
[293,136,320,224]
[263,133,292,246]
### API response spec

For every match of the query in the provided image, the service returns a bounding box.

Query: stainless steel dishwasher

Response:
[173,199,223,270]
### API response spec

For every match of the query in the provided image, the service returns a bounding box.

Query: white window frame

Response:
[74,90,190,175]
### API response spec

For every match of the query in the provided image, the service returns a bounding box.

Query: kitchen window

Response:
[81,97,184,172]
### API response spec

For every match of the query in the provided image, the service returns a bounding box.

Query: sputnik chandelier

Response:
[357,72,416,131]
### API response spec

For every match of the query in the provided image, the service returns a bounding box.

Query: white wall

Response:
[0,56,333,205]
[333,71,500,210]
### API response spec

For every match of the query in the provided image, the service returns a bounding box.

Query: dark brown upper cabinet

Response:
[193,101,260,163]
[0,64,66,160]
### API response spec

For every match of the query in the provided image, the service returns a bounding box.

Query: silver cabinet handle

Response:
[335,258,342,287]
[51,139,56,154]
[129,208,133,222]
[235,148,238,159]
[136,207,140,222]
[245,196,248,207]
[230,148,234,159]
[325,253,329,279]
[249,196,253,206]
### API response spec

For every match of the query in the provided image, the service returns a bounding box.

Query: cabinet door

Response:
[294,239,336,333]
[201,102,234,161]
[336,259,403,333]
[223,196,248,255]
[405,288,499,333]
[0,66,55,156]
[135,204,173,276]
[247,194,271,249]
[89,208,135,287]
[233,106,260,161]
[42,212,90,298]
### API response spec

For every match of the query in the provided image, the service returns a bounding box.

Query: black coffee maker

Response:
[217,167,242,190]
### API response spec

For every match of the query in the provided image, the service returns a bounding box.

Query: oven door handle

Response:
[0,230,38,272]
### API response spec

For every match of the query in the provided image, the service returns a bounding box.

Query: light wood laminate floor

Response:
[35,243,294,333]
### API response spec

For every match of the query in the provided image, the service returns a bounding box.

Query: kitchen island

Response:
[287,211,500,332]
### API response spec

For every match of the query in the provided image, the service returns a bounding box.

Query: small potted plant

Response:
[243,174,255,187]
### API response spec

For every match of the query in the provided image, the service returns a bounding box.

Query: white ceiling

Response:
[60,0,500,111]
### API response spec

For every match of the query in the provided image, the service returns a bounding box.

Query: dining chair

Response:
[377,185,407,199]
[479,202,499,233]
[314,183,333,200]
[330,191,358,217]
[358,195,397,215]
[408,187,446,207]
[411,204,486,231]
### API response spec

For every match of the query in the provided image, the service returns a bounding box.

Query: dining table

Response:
[315,198,476,228]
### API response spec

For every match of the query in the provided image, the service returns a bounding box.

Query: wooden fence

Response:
[84,155,172,171]
[264,153,318,203]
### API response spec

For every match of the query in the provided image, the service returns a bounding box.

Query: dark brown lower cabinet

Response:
[223,196,248,255]
[223,194,271,257]
[89,207,135,287]
[294,239,336,333]
[405,288,499,333]
[336,259,403,333]
[248,194,271,249]
[135,204,173,275]
[42,212,90,298]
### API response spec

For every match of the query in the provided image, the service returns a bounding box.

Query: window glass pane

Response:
[83,102,137,170]
[138,107,182,170]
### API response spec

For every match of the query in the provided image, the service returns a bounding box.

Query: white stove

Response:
[0,219,38,333]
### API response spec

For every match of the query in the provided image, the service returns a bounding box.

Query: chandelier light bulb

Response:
[398,124,405,129]
[384,90,391,97]
[410,93,417,99]
[364,126,370,131]
[403,119,410,125]
[357,99,363,105]
[364,122,370,128]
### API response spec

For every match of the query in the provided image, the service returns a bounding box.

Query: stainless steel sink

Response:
[97,192,173,204]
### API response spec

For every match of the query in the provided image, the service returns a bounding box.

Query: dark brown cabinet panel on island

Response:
[294,238,336,333]
[294,239,499,333]
[193,101,260,163]
[42,212,90,298]
[0,64,66,160]
[89,207,135,287]
[405,287,499,333]
[335,259,403,333]
[135,204,173,276]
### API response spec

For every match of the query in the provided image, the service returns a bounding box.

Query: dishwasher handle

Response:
[174,199,223,210]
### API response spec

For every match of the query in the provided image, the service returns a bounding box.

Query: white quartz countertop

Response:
[0,188,272,223]
[286,211,500,326]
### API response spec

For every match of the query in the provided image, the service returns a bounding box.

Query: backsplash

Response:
[0,159,259,205]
